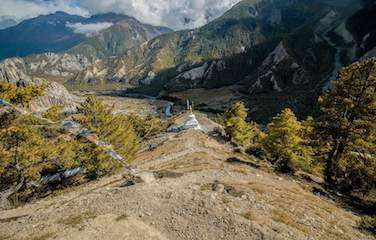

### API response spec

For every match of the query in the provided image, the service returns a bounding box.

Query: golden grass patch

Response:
[58,211,97,228]
[271,209,310,234]
[241,211,258,222]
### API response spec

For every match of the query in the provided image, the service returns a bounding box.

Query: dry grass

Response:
[200,183,213,192]
[271,209,309,234]
[233,167,249,175]
[241,211,258,222]
[0,234,10,240]
[115,214,129,222]
[222,195,231,204]
[247,182,267,194]
[29,232,55,240]
[58,211,97,228]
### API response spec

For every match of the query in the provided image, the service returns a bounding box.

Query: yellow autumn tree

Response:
[0,82,44,107]
[0,125,46,187]
[263,108,313,173]
[316,58,376,194]
[42,105,64,121]
[223,102,264,148]
[77,96,139,163]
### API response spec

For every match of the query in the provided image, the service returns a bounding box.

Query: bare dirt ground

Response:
[97,95,171,116]
[0,113,374,240]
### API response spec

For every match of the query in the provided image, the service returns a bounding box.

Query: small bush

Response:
[0,81,44,107]
[358,215,376,234]
[42,105,64,121]
[127,114,166,139]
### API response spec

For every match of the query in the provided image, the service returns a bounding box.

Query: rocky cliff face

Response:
[347,1,376,58]
[0,57,80,112]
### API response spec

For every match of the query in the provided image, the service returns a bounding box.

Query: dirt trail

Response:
[0,114,374,240]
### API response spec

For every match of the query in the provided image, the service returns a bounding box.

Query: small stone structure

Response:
[168,99,203,132]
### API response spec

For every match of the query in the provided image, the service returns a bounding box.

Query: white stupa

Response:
[168,99,203,132]
[181,113,202,130]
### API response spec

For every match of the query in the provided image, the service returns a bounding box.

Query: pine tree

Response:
[223,102,263,147]
[77,96,139,163]
[0,125,45,186]
[263,108,313,173]
[0,82,44,107]
[316,58,376,193]
[42,105,64,121]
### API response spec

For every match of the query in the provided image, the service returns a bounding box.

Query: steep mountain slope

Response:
[66,0,361,121]
[347,1,376,58]
[70,0,322,87]
[0,12,170,60]
[0,13,171,92]
[0,12,87,60]
[0,114,373,240]
[67,17,171,60]
[0,16,17,30]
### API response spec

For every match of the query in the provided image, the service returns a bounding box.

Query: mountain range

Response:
[0,0,375,121]
[0,12,171,60]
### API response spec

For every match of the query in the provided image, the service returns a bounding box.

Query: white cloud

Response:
[78,0,241,29]
[0,0,88,22]
[0,0,241,30]
[66,22,113,36]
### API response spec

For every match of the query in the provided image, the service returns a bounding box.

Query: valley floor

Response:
[0,113,374,240]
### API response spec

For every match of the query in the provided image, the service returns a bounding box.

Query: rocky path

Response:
[0,114,374,240]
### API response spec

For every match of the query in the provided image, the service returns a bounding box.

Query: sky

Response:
[0,0,241,30]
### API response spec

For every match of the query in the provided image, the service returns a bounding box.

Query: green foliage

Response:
[0,113,123,198]
[42,105,64,121]
[76,142,122,179]
[0,82,44,107]
[316,58,376,194]
[77,96,139,163]
[358,215,376,234]
[0,124,46,186]
[0,108,18,129]
[263,109,313,173]
[127,114,166,139]
[0,88,129,199]
[223,102,264,148]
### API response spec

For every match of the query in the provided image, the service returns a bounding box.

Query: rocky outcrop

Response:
[248,42,310,94]
[25,53,91,79]
[30,80,80,112]
[0,57,80,112]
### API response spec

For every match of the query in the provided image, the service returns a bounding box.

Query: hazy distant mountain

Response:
[0,16,18,30]
[67,15,171,60]
[0,12,170,60]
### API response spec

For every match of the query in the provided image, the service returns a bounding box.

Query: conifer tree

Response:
[0,82,44,107]
[316,58,376,193]
[42,105,64,121]
[0,125,45,186]
[77,96,139,162]
[223,102,264,147]
[263,108,313,173]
